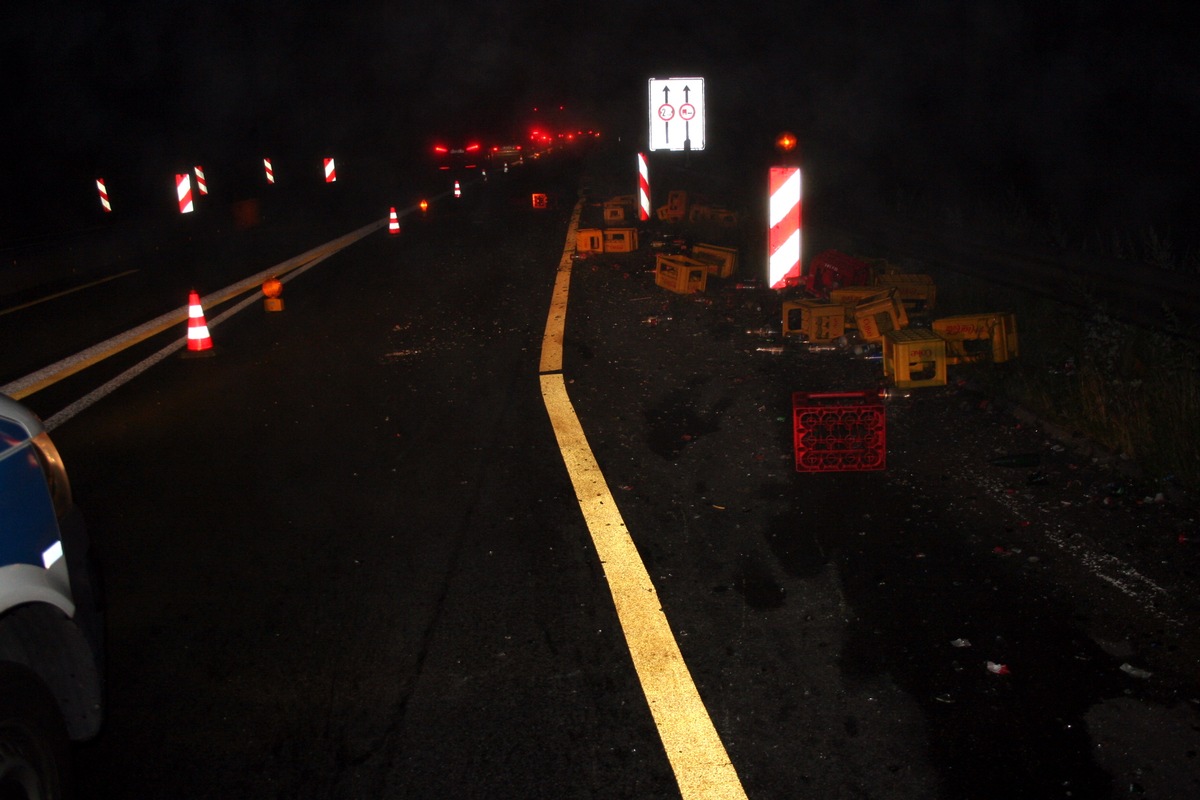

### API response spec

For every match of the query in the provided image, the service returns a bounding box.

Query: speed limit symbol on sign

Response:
[648,77,705,152]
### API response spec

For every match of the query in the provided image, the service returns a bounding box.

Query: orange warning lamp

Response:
[419,199,429,213]
[262,277,284,312]
[775,131,798,153]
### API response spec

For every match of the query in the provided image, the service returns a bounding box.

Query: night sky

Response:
[3,1,1198,256]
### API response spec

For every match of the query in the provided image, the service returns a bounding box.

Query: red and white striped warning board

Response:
[638,153,650,222]
[176,173,194,214]
[96,178,111,213]
[324,158,337,183]
[768,167,802,289]
[194,166,207,195]
[263,158,275,184]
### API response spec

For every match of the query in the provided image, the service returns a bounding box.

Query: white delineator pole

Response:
[176,173,194,214]
[96,179,111,212]
[638,152,650,221]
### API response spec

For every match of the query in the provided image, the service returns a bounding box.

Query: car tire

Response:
[0,663,72,800]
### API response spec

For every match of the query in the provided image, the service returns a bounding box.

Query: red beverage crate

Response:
[792,391,886,472]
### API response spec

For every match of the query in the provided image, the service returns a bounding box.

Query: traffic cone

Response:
[183,290,214,357]
[388,207,400,234]
[454,180,461,199]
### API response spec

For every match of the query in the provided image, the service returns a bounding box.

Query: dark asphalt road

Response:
[4,142,1197,798]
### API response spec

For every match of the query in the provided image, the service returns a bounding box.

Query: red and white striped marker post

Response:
[637,152,650,221]
[324,157,337,183]
[263,158,275,184]
[454,180,461,199]
[194,166,208,195]
[768,166,802,289]
[96,178,111,213]
[176,173,194,214]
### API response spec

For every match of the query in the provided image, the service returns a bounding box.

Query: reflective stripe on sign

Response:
[768,167,802,289]
[638,153,650,222]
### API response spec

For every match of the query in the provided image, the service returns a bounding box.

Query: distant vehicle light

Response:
[434,145,449,154]
[466,143,480,153]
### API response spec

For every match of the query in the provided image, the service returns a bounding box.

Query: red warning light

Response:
[775,131,798,153]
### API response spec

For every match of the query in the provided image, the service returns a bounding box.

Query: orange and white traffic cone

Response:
[388,207,400,234]
[183,290,214,357]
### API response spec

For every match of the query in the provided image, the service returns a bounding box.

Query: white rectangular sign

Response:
[648,77,705,152]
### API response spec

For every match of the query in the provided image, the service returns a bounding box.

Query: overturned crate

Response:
[806,250,873,296]
[829,286,892,330]
[854,289,909,342]
[602,227,638,253]
[691,243,738,278]
[792,391,887,472]
[932,312,1019,364]
[882,329,948,388]
[577,227,638,254]
[876,272,937,313]
[782,299,846,342]
[654,254,709,294]
[603,195,635,223]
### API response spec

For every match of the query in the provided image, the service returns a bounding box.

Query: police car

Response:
[0,394,103,798]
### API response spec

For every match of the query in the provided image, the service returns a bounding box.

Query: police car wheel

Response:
[0,664,72,800]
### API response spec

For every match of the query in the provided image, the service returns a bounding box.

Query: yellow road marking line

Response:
[539,195,747,799]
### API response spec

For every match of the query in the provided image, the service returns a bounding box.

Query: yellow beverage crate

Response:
[603,204,626,222]
[932,312,1019,364]
[829,286,892,328]
[783,300,846,342]
[602,227,638,253]
[876,273,937,312]
[691,243,738,278]
[883,329,947,388]
[576,228,603,253]
[655,254,708,294]
[854,290,909,342]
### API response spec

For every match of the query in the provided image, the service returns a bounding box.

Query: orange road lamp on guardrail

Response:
[262,278,283,312]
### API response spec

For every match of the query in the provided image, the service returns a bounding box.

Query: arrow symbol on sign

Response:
[662,85,670,142]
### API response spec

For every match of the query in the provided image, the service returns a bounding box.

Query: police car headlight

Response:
[31,430,73,521]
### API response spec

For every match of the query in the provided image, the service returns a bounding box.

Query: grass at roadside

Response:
[930,265,1200,498]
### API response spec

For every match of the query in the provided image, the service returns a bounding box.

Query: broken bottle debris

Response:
[989,453,1042,468]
